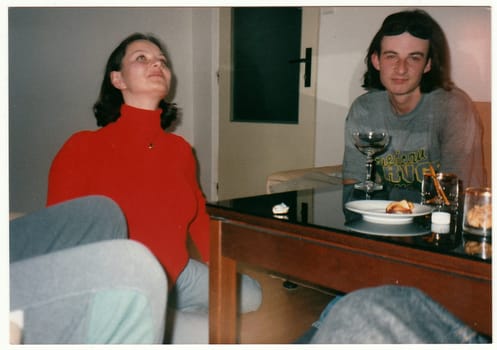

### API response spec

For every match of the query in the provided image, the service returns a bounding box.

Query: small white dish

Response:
[272,202,289,215]
[345,200,432,225]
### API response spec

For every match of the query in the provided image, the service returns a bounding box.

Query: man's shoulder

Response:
[427,87,473,104]
[424,87,476,120]
[354,89,386,101]
[351,90,387,108]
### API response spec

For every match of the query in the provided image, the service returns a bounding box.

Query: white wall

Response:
[314,6,492,168]
[9,7,217,213]
[192,8,219,199]
[8,6,492,213]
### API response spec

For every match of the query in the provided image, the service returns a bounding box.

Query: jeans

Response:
[166,258,262,343]
[10,196,168,344]
[310,285,489,344]
[172,258,262,313]
[293,294,343,343]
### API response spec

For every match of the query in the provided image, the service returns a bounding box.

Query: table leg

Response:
[209,219,238,343]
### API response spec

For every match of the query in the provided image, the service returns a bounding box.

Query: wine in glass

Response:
[352,131,390,199]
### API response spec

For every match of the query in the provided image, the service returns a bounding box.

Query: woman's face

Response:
[110,40,172,108]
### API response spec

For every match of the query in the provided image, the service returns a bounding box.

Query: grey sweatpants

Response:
[10,196,168,343]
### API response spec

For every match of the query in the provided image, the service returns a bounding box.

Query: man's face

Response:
[372,32,431,98]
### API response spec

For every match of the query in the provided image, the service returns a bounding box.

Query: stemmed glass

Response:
[352,131,390,199]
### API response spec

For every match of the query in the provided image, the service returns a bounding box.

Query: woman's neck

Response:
[122,94,161,111]
[119,104,162,135]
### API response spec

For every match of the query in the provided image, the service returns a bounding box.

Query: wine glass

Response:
[352,131,390,199]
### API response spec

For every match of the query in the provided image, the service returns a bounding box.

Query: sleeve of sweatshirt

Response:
[438,90,486,189]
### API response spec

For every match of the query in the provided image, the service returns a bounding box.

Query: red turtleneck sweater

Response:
[47,104,210,284]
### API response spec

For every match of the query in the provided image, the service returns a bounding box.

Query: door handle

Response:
[289,47,312,87]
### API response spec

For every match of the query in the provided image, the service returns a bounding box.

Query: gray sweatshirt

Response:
[342,87,485,203]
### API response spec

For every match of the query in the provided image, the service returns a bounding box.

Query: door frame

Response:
[215,7,320,200]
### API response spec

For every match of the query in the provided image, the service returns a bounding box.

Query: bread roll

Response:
[386,200,414,214]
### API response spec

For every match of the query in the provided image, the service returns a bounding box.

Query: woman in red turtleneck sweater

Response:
[47,33,261,327]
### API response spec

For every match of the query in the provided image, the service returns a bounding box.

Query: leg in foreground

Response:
[311,285,488,344]
[10,240,167,344]
[10,195,128,262]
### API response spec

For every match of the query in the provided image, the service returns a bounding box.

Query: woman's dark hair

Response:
[93,32,178,129]
[362,9,453,92]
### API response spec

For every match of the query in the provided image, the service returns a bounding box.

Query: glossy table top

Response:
[207,185,491,263]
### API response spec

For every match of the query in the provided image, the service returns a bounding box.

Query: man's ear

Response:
[424,58,432,73]
[110,71,126,90]
[371,52,380,70]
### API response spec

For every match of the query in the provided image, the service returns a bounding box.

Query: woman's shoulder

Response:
[65,129,101,143]
[163,132,193,151]
[163,131,187,143]
[58,129,104,153]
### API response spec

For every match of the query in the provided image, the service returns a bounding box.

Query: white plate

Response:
[345,200,432,225]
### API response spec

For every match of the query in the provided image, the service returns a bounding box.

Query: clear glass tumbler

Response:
[463,187,492,237]
[421,172,459,212]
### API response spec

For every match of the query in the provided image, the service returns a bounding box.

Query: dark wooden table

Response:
[207,187,492,343]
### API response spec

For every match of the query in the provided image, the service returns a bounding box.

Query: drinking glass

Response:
[462,187,492,259]
[421,172,459,212]
[421,172,460,247]
[463,187,492,236]
[352,131,389,199]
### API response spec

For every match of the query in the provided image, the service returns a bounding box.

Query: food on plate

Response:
[466,203,492,229]
[385,200,414,214]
